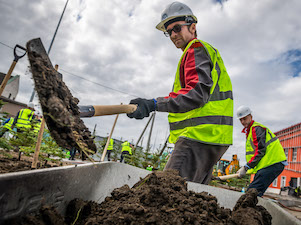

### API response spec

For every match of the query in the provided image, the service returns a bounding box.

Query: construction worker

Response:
[32,113,42,134]
[146,165,153,171]
[106,138,114,161]
[236,106,287,197]
[120,141,132,163]
[12,102,35,133]
[69,146,78,160]
[0,117,14,137]
[127,2,233,184]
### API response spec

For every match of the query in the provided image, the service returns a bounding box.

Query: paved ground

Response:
[263,193,301,221]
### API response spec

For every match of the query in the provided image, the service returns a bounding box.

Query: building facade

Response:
[266,122,301,194]
[0,72,27,118]
[0,73,20,100]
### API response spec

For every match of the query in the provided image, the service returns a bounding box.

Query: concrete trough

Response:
[0,162,300,225]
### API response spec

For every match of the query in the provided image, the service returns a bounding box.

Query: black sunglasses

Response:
[164,23,191,37]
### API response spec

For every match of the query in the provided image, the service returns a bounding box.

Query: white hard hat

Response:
[156,2,197,32]
[237,106,252,119]
[28,102,35,110]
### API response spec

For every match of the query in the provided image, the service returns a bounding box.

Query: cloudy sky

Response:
[1,0,300,164]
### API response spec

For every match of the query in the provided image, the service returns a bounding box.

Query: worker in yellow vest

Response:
[146,165,153,171]
[0,117,14,137]
[127,2,233,184]
[32,113,42,135]
[12,102,35,133]
[120,141,132,163]
[236,106,287,196]
[106,138,114,161]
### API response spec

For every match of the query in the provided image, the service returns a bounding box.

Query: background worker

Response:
[69,146,78,160]
[12,102,35,133]
[106,137,114,161]
[236,106,287,197]
[127,2,233,184]
[0,117,14,137]
[146,165,153,171]
[120,140,132,163]
[32,113,42,135]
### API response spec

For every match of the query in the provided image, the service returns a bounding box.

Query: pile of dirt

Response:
[26,38,96,153]
[6,170,272,225]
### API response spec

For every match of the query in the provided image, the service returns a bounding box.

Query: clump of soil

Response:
[26,38,96,153]
[7,170,272,225]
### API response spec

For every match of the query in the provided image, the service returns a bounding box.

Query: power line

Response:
[0,41,14,50]
[1,40,141,98]
[60,68,140,98]
[0,41,26,54]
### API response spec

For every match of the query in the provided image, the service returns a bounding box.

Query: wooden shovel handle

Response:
[93,104,137,116]
[218,173,239,180]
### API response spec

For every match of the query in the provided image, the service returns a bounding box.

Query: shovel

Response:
[217,173,240,181]
[26,38,137,152]
[0,45,27,96]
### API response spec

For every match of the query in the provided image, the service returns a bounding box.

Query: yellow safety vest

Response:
[107,138,114,150]
[15,109,34,129]
[246,121,287,174]
[33,119,42,134]
[2,118,14,131]
[168,39,233,145]
[121,141,132,155]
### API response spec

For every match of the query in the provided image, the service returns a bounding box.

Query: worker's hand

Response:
[127,98,156,119]
[237,166,248,178]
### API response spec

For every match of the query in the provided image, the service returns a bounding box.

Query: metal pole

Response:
[47,0,69,55]
[158,135,170,156]
[29,0,69,102]
[133,113,154,153]
[146,112,156,152]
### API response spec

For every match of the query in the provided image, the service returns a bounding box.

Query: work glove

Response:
[127,98,156,120]
[237,166,248,178]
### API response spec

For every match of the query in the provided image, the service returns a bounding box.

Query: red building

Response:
[266,122,301,194]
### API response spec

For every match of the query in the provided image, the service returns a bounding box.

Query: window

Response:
[292,148,297,162]
[285,149,289,159]
[272,178,278,187]
[8,93,11,99]
[281,176,286,187]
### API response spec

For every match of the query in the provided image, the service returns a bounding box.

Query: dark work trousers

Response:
[107,150,112,161]
[164,137,228,184]
[69,147,77,160]
[248,162,285,197]
[120,151,130,163]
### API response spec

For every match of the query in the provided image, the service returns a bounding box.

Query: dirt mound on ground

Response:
[7,170,272,225]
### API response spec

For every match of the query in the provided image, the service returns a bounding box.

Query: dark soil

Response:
[26,38,96,153]
[7,170,272,225]
[0,150,71,174]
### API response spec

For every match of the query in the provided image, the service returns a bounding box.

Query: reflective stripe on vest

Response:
[121,141,132,155]
[168,39,233,145]
[245,122,287,174]
[107,138,114,150]
[3,118,14,131]
[15,109,34,128]
[33,120,41,133]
